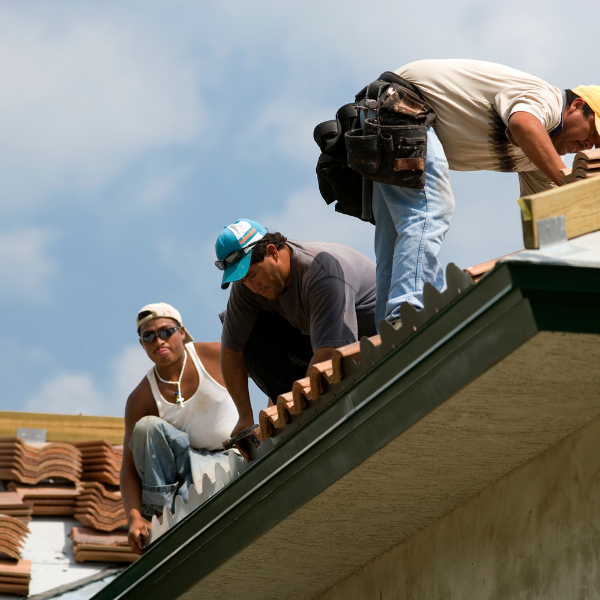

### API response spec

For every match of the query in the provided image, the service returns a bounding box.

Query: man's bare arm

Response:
[221,346,255,440]
[508,112,566,186]
[120,386,153,555]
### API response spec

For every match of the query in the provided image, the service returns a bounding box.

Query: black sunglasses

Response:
[140,326,180,344]
[215,240,260,271]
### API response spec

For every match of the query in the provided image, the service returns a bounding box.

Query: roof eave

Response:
[94,261,600,600]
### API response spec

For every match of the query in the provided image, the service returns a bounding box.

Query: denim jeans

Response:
[373,126,455,323]
[129,416,194,518]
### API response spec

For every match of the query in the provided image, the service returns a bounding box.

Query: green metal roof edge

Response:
[94,262,600,600]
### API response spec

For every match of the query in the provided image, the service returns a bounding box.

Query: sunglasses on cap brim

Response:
[215,240,260,271]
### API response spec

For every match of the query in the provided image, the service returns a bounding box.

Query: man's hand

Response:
[230,415,258,462]
[128,517,149,555]
[230,414,256,439]
[221,346,259,461]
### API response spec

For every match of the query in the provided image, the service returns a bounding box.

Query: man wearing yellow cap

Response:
[345,59,600,327]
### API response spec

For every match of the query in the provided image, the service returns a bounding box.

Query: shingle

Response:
[0,514,30,561]
[71,456,128,531]
[70,526,138,564]
[563,149,600,183]
[74,441,122,486]
[7,482,82,516]
[0,437,82,485]
[0,558,30,596]
[0,492,34,523]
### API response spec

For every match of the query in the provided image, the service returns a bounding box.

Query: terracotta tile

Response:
[0,583,30,596]
[0,437,81,484]
[576,148,600,161]
[0,515,30,537]
[70,526,138,563]
[276,392,296,425]
[369,334,382,347]
[256,405,279,441]
[0,558,31,577]
[74,513,128,532]
[309,360,336,395]
[331,341,361,382]
[465,252,521,282]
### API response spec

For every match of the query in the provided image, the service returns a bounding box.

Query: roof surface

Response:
[94,232,600,600]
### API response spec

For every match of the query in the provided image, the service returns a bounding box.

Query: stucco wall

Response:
[315,414,600,600]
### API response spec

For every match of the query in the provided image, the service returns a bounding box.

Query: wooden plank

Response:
[519,175,600,248]
[0,411,124,445]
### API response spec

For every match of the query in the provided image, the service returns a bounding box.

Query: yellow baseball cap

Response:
[573,85,600,138]
[136,302,194,343]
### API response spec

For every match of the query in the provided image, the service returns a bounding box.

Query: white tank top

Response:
[146,342,238,451]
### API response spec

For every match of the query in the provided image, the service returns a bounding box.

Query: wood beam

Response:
[519,176,600,249]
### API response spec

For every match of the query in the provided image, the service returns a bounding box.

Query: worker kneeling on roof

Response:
[216,219,377,455]
[120,303,238,554]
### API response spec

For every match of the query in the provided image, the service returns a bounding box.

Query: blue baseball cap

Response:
[215,219,267,289]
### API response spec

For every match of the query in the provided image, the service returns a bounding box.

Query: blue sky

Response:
[1,0,596,418]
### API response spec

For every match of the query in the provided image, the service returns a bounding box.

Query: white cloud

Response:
[25,344,151,416]
[0,8,205,211]
[198,0,596,165]
[111,345,153,404]
[25,373,105,416]
[0,227,58,303]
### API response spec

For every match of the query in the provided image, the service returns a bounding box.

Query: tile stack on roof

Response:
[74,481,127,531]
[70,527,138,564]
[562,148,600,183]
[74,441,122,486]
[0,437,82,485]
[0,492,33,524]
[7,482,82,516]
[71,441,127,533]
[0,559,31,597]
[0,514,30,560]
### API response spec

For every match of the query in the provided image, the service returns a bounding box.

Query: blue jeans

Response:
[373,126,455,323]
[129,416,194,518]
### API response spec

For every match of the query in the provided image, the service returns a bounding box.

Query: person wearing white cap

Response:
[120,303,238,555]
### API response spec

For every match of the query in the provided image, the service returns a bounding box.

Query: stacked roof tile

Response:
[0,437,82,485]
[74,481,127,532]
[70,527,138,564]
[0,492,33,523]
[0,514,30,560]
[7,482,81,516]
[0,559,30,597]
[74,441,122,486]
[562,148,600,183]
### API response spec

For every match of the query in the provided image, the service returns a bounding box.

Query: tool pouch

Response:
[314,103,371,222]
[313,72,436,223]
[346,73,435,189]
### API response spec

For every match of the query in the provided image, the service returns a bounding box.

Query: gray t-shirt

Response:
[221,240,376,353]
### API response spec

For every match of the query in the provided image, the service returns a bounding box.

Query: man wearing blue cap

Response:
[215,219,377,445]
